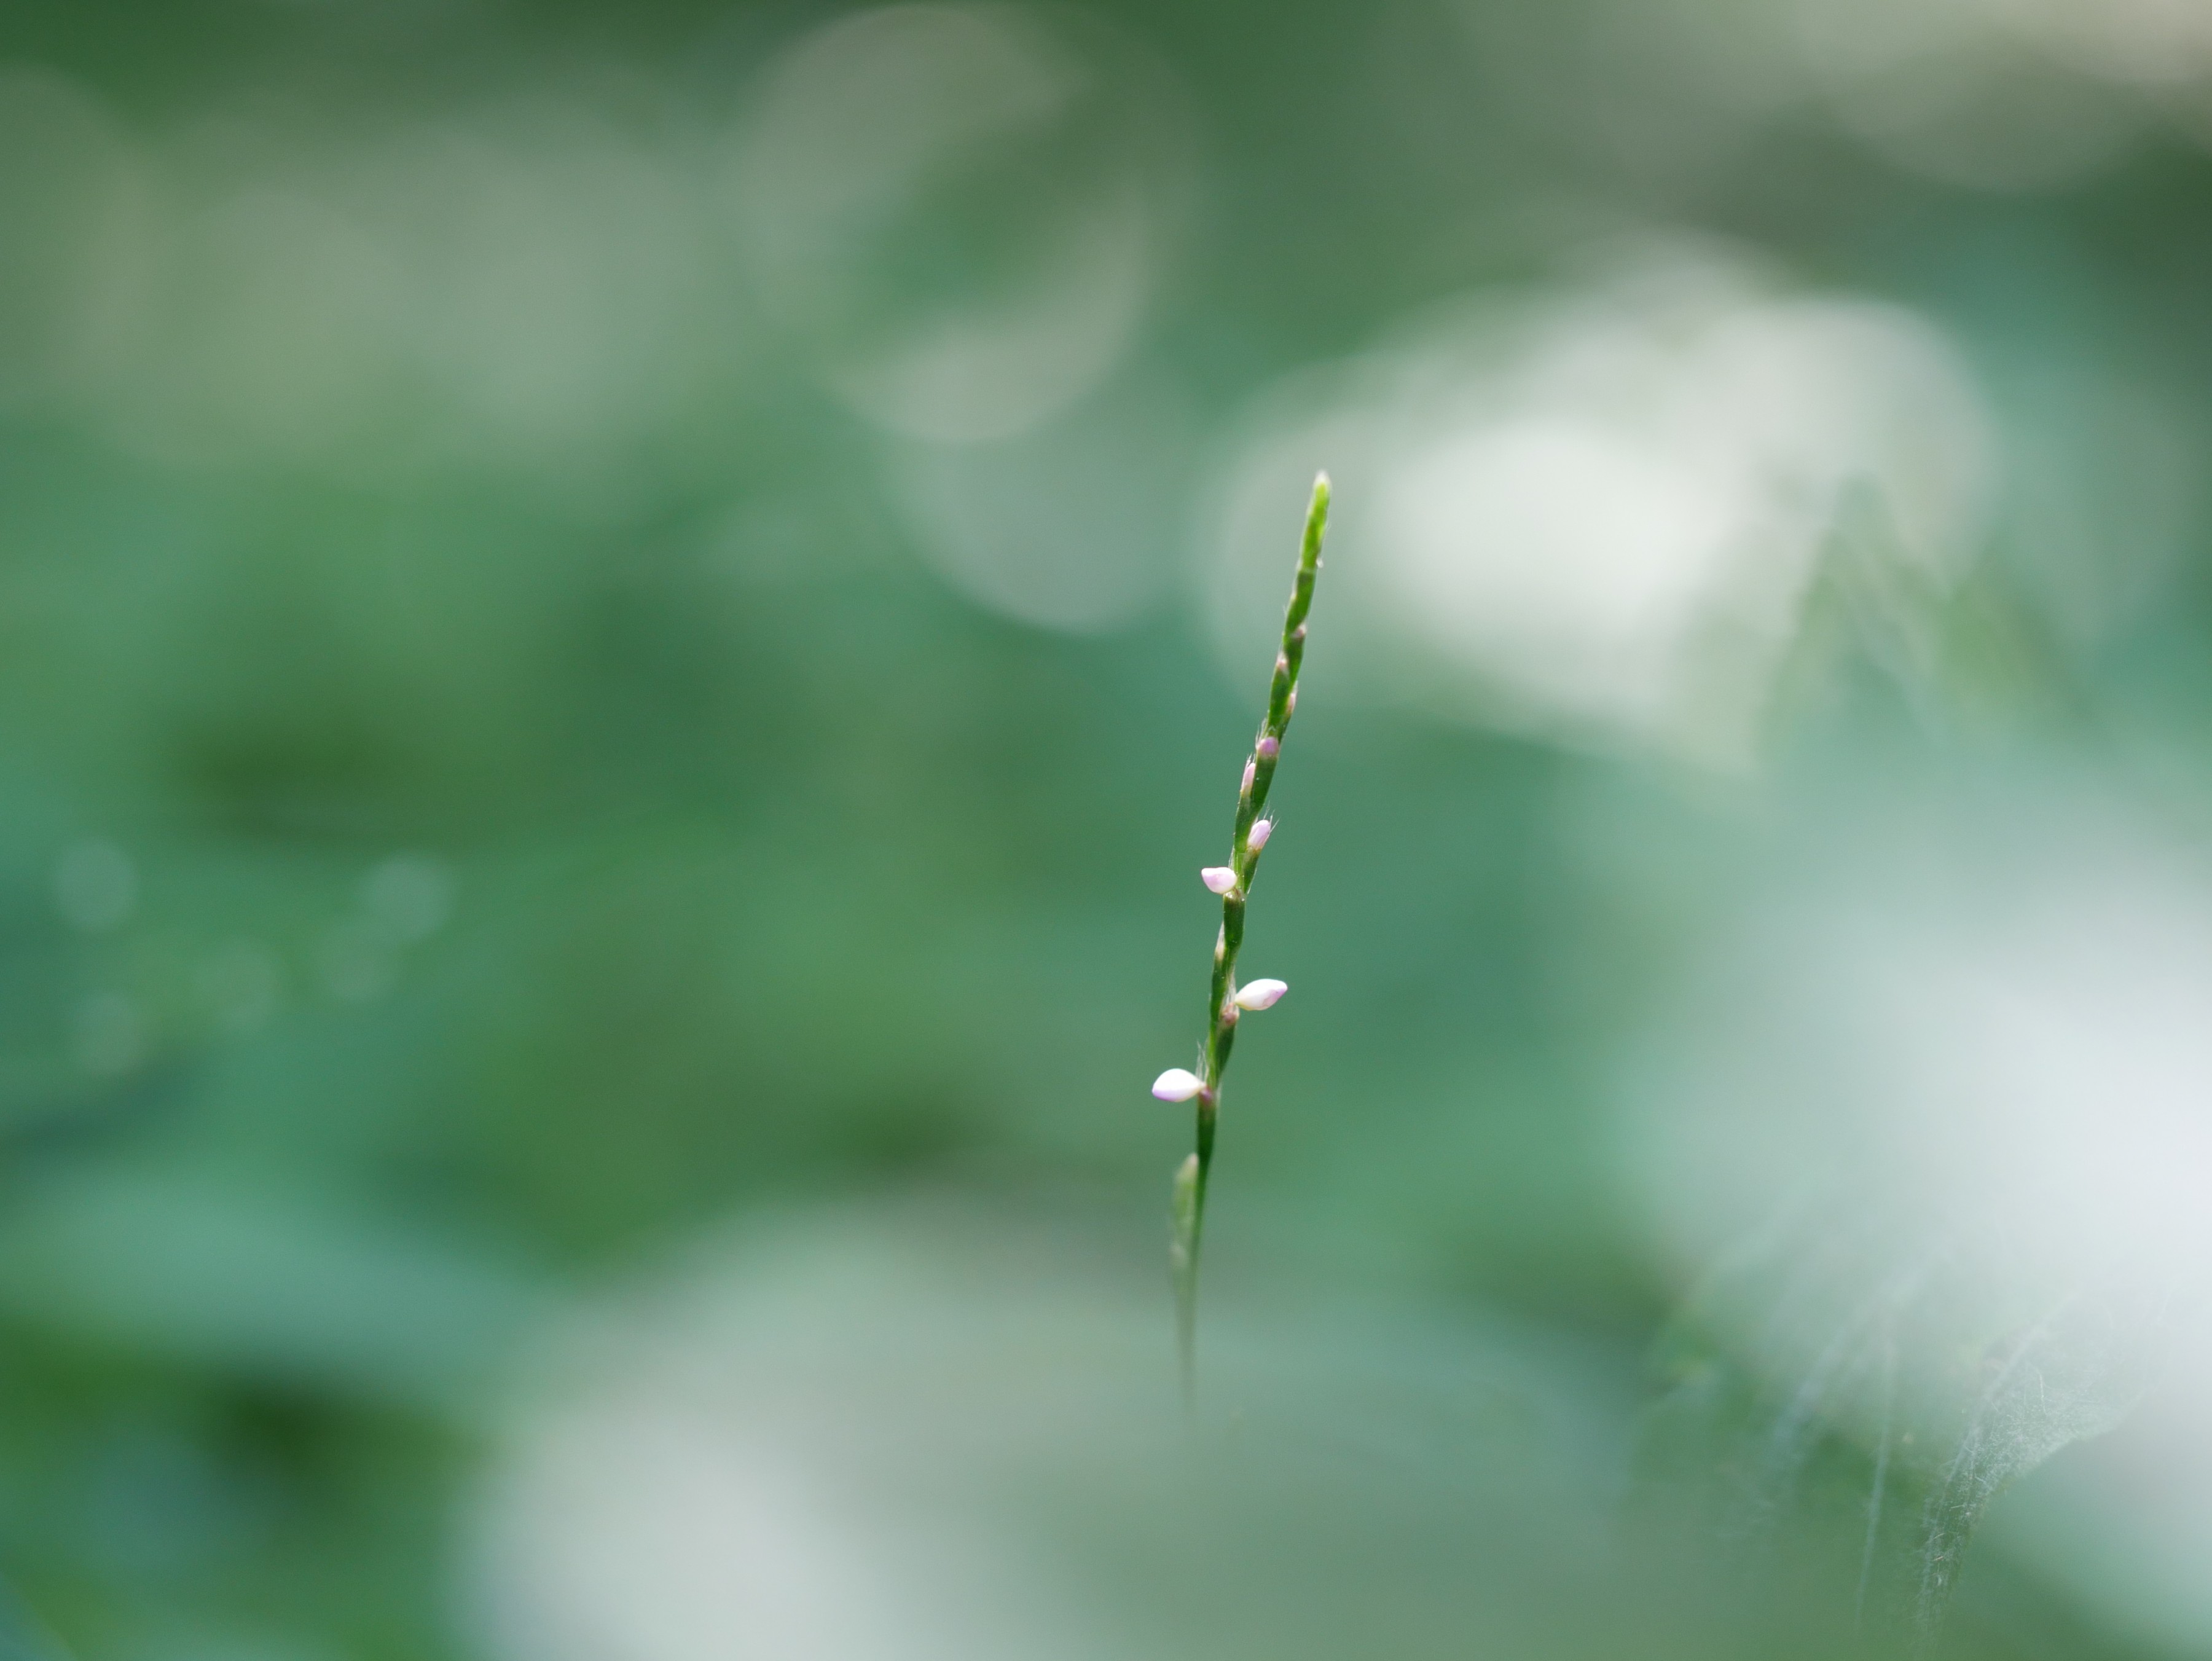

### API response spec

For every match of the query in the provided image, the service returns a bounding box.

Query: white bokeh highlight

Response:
[1209,248,1997,763]
[732,4,1183,446]
[1620,790,2212,1643]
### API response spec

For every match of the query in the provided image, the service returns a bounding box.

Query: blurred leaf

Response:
[0,1168,551,1416]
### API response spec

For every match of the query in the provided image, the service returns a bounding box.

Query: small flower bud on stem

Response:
[1151,1067,1206,1102]
[1233,977,1288,1011]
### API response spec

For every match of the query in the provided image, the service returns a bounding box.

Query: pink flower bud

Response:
[1247,819,1273,852]
[1257,735,1279,761]
[1201,866,1239,895]
[1151,1067,1206,1102]
[1286,689,1298,717]
[1241,759,1256,793]
[1233,978,1287,1011]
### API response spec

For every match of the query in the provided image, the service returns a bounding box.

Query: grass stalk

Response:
[1156,471,1330,1411]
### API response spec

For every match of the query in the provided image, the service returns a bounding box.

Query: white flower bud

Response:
[1247,819,1274,852]
[1151,1067,1206,1102]
[1233,978,1287,1011]
[1201,866,1239,895]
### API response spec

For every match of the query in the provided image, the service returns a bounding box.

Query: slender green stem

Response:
[1172,471,1330,1409]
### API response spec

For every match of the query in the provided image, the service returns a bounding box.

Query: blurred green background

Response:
[7,1,2212,1657]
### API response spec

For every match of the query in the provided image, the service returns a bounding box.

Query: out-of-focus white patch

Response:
[374,101,725,465]
[86,85,742,488]
[732,6,1186,445]
[480,1405,1013,1661]
[1792,0,2142,190]
[0,23,1185,482]
[466,1206,1630,1661]
[1207,247,1996,764]
[1371,418,1744,744]
[0,67,149,405]
[1550,0,2212,193]
[1620,788,2212,1638]
[1624,800,2212,1281]
[123,187,410,463]
[1982,0,2212,89]
[887,369,1199,630]
[1787,0,2212,187]
[1449,0,1802,191]
[469,1217,1140,1661]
